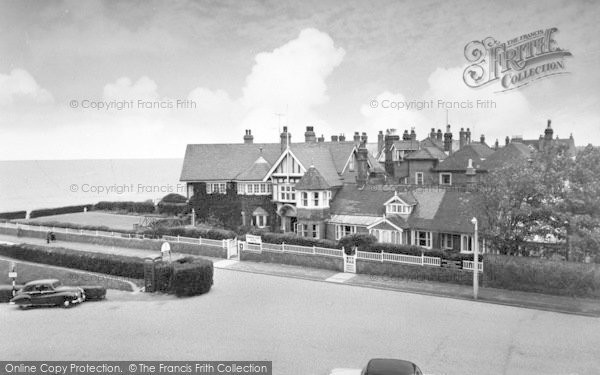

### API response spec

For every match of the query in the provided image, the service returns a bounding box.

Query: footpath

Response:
[1,233,599,317]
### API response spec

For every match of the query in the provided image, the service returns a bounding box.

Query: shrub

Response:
[0,244,145,279]
[154,257,213,297]
[157,202,190,216]
[0,285,23,303]
[94,201,155,214]
[30,205,93,219]
[143,226,236,241]
[25,220,129,234]
[160,193,188,204]
[339,234,377,251]
[240,231,341,249]
[0,211,27,220]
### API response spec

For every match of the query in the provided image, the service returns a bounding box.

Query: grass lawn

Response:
[17,211,149,231]
[0,257,141,290]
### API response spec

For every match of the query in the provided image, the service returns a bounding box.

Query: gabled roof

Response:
[405,146,448,160]
[180,143,281,181]
[329,185,483,233]
[295,166,331,190]
[392,140,420,151]
[480,142,531,171]
[434,143,494,172]
[236,156,272,181]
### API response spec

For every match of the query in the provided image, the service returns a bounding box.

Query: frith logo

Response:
[463,28,572,91]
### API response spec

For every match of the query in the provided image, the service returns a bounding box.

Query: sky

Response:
[0,0,599,160]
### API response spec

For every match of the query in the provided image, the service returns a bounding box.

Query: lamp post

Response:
[471,217,479,300]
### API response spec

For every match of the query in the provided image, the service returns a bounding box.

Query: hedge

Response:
[23,220,127,234]
[154,256,213,296]
[361,242,482,262]
[484,254,600,298]
[0,211,27,220]
[94,201,155,214]
[0,244,145,279]
[241,231,341,249]
[160,193,187,204]
[143,226,236,241]
[30,205,93,219]
[157,202,190,216]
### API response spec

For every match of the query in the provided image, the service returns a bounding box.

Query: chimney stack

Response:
[480,134,485,144]
[430,128,436,139]
[356,141,369,186]
[444,125,453,154]
[243,129,254,144]
[544,119,553,141]
[410,128,416,141]
[505,136,510,145]
[280,126,291,152]
[377,130,384,154]
[494,139,499,150]
[384,130,401,176]
[304,126,316,143]
[466,128,471,144]
[436,129,443,141]
[402,130,410,141]
[459,127,466,149]
[317,134,325,143]
[331,135,339,142]
[361,132,368,144]
[339,134,346,142]
[353,131,361,145]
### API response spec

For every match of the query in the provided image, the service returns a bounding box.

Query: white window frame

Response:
[461,234,473,253]
[386,203,411,215]
[206,182,226,194]
[440,173,452,186]
[255,215,267,228]
[414,230,432,249]
[441,233,454,249]
[313,192,319,207]
[416,172,424,185]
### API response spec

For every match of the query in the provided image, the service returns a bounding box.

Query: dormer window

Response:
[386,203,411,215]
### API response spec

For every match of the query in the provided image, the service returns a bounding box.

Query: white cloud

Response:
[360,91,427,135]
[103,76,159,101]
[0,69,53,106]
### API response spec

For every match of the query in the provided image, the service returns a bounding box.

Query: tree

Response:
[479,144,572,256]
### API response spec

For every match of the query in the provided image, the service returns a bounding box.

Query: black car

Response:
[9,279,85,308]
[330,359,423,375]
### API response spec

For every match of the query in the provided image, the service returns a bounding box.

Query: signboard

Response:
[246,234,262,245]
[9,262,16,278]
[8,272,17,278]
[161,242,171,253]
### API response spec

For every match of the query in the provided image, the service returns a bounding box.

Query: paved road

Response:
[1,268,599,375]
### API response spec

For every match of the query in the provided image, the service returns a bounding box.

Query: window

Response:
[415,230,432,248]
[386,203,411,215]
[371,229,402,244]
[279,184,296,202]
[206,183,226,194]
[416,172,424,185]
[301,192,308,207]
[441,233,453,249]
[297,223,308,237]
[255,215,267,228]
[335,224,357,240]
[260,184,266,193]
[440,173,452,186]
[313,192,319,206]
[311,224,319,239]
[461,234,473,253]
[247,184,254,194]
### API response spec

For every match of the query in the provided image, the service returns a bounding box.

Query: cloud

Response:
[360,91,427,135]
[0,69,53,106]
[103,76,159,101]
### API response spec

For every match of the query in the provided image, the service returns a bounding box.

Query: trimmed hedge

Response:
[94,201,155,214]
[0,244,145,279]
[143,226,236,241]
[23,220,126,234]
[0,211,27,220]
[154,256,213,296]
[484,254,600,298]
[362,242,482,262]
[242,231,341,249]
[30,205,93,219]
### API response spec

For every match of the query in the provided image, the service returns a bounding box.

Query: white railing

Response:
[262,243,283,252]
[314,247,343,257]
[462,260,484,272]
[162,235,225,248]
[357,251,442,267]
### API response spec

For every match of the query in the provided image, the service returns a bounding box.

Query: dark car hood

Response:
[55,286,82,293]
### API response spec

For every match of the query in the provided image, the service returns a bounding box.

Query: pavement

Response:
[1,233,600,317]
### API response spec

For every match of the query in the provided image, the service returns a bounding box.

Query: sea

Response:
[0,159,184,213]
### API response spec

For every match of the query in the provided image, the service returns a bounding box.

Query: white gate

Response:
[343,249,357,273]
[226,238,239,259]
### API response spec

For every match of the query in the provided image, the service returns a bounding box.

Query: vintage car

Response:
[9,279,85,308]
[330,359,423,375]
[79,285,107,301]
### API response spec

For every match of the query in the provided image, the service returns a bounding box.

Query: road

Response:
[1,268,599,375]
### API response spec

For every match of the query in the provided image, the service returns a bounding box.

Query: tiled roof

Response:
[330,184,483,234]
[393,140,420,151]
[180,141,355,185]
[180,143,281,181]
[236,156,272,181]
[405,146,447,160]
[434,143,494,171]
[295,166,331,190]
[480,142,531,171]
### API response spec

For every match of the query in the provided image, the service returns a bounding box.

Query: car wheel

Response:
[62,299,71,308]
[18,305,29,310]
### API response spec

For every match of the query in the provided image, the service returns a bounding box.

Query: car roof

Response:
[24,279,60,286]
[365,359,418,375]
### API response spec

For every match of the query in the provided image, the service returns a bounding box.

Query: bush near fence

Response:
[30,205,93,219]
[484,254,600,298]
[0,211,27,220]
[361,242,482,262]
[143,226,236,241]
[241,231,341,249]
[160,193,187,204]
[0,285,24,302]
[357,259,481,286]
[94,201,155,214]
[241,249,343,272]
[0,244,146,279]
[152,256,213,296]
[157,202,190,216]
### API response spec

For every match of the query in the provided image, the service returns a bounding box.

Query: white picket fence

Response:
[462,260,484,272]
[356,250,442,267]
